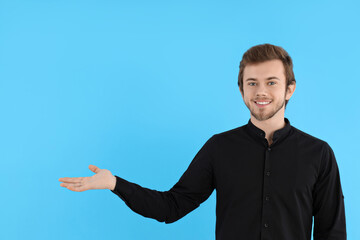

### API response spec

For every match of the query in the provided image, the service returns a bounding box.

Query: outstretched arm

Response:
[59,135,217,224]
[110,136,216,223]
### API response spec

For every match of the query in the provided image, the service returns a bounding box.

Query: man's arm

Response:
[312,142,347,239]
[110,135,216,224]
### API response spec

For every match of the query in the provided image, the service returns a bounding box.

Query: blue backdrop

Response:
[0,0,358,239]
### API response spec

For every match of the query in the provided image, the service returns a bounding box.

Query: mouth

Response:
[254,101,271,108]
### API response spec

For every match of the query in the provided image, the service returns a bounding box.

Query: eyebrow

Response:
[245,76,280,81]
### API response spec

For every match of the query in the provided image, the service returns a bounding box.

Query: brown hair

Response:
[237,43,296,108]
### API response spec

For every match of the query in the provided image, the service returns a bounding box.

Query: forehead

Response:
[243,59,285,79]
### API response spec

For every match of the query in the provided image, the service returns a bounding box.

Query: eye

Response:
[248,82,276,86]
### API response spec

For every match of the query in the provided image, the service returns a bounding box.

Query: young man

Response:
[59,43,347,240]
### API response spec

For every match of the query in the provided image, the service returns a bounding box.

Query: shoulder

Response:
[290,126,329,147]
[290,126,336,169]
[213,124,247,139]
[207,125,248,146]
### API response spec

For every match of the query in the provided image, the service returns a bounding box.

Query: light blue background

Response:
[0,0,358,239]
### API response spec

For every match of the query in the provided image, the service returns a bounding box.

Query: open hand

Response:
[59,165,116,192]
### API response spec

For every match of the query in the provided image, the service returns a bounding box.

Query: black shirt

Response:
[110,117,346,240]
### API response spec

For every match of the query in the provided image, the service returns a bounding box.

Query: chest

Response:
[212,143,320,198]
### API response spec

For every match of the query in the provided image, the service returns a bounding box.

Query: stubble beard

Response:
[246,93,286,122]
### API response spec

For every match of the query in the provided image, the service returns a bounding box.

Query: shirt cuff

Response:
[110,175,137,202]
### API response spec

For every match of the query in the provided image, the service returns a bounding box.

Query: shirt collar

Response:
[245,117,292,144]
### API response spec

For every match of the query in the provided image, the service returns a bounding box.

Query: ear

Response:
[285,81,296,101]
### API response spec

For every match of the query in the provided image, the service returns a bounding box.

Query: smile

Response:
[254,101,271,107]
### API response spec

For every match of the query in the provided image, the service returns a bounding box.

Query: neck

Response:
[250,113,286,144]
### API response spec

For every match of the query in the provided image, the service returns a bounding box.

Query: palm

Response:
[59,165,113,192]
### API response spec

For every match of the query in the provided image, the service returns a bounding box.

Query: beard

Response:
[245,93,286,122]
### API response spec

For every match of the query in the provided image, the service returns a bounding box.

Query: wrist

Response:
[109,175,117,191]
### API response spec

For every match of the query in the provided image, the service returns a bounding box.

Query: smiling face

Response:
[240,59,295,122]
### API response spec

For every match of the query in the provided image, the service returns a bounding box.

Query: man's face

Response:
[240,59,294,122]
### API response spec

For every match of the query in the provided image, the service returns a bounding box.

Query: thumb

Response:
[89,164,101,173]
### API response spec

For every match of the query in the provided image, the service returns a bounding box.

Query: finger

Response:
[58,177,83,183]
[58,177,81,183]
[89,164,100,174]
[68,184,88,192]
[60,182,83,188]
[61,183,87,192]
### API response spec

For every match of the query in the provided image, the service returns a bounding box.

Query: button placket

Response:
[261,145,272,237]
[266,148,271,202]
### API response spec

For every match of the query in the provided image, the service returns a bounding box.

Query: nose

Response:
[255,82,269,96]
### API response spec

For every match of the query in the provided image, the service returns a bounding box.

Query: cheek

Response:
[243,93,252,102]
[242,87,253,97]
[273,88,286,97]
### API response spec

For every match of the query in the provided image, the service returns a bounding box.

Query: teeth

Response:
[256,102,270,105]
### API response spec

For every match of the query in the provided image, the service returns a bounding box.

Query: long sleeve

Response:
[312,142,347,239]
[110,135,216,224]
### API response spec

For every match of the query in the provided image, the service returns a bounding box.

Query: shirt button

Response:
[268,147,271,151]
[266,171,271,176]
[265,196,270,201]
[264,223,269,228]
